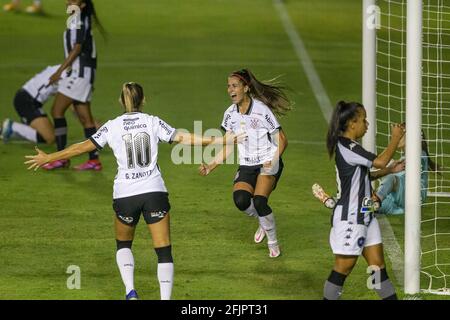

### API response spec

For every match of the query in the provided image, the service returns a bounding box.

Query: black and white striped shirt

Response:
[333,137,377,225]
[63,11,96,81]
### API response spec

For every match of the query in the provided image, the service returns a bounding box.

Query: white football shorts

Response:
[58,68,93,103]
[329,215,382,256]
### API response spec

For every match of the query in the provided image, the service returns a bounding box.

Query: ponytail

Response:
[120,82,145,113]
[230,69,292,117]
[83,0,107,39]
[421,130,441,174]
[326,101,364,158]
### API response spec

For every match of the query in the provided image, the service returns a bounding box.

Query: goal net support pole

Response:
[363,0,377,153]
[404,0,423,295]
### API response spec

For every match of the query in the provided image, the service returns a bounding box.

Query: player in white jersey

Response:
[25,82,239,300]
[1,65,62,144]
[43,0,106,171]
[323,101,405,300]
[199,69,292,258]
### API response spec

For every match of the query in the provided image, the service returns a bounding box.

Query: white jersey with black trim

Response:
[333,137,377,226]
[221,99,281,166]
[90,112,177,199]
[22,65,62,104]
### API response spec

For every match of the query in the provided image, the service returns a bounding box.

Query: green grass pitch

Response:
[0,0,448,300]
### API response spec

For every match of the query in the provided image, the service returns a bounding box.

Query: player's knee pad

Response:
[254,195,272,217]
[233,190,252,211]
[116,239,133,251]
[155,245,173,263]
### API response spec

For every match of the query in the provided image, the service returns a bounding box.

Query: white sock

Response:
[244,199,258,217]
[158,263,174,300]
[258,213,278,244]
[11,121,37,142]
[116,248,135,295]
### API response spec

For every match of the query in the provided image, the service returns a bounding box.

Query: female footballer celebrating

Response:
[199,69,291,258]
[25,82,240,300]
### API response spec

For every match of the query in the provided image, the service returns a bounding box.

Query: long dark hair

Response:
[326,101,364,158]
[83,0,107,39]
[230,69,292,117]
[421,130,440,173]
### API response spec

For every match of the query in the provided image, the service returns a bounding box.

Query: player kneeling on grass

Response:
[25,82,241,300]
[323,101,405,300]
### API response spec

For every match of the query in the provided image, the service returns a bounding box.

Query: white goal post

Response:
[363,0,450,296]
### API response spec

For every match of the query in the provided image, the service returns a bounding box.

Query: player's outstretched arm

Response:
[24,139,97,171]
[370,159,405,180]
[198,131,235,176]
[172,131,244,146]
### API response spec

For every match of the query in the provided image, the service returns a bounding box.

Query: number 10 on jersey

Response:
[122,132,151,169]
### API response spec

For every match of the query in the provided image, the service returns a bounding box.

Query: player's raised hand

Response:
[391,123,406,140]
[390,159,406,173]
[24,146,49,171]
[198,163,211,176]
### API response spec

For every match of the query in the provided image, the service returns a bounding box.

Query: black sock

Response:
[84,127,98,160]
[54,118,67,151]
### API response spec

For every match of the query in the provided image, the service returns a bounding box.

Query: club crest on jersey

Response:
[250,119,259,129]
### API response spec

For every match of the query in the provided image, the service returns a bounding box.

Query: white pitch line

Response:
[377,215,404,285]
[273,0,333,123]
[273,0,404,287]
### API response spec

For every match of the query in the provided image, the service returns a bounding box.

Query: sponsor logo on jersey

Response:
[244,156,262,164]
[349,142,356,150]
[223,114,231,128]
[159,120,173,135]
[124,123,147,131]
[265,114,276,129]
[123,117,140,122]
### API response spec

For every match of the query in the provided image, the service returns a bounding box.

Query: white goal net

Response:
[375,0,450,295]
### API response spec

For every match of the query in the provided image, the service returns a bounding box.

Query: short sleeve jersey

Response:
[221,99,281,166]
[64,11,97,74]
[90,112,176,199]
[334,137,377,225]
[22,65,62,104]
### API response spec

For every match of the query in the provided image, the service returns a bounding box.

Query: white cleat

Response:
[268,242,281,258]
[254,225,266,243]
